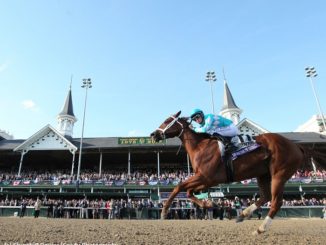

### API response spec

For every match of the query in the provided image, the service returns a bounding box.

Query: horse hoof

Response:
[252,229,263,236]
[236,216,244,223]
[160,213,168,220]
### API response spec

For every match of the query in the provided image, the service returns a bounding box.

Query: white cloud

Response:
[22,100,39,111]
[0,61,9,72]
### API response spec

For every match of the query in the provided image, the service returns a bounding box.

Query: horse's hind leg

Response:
[237,173,271,222]
[253,176,286,235]
[187,184,211,208]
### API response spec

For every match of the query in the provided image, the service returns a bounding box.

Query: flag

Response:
[241,179,252,185]
[138,180,146,186]
[148,180,158,186]
[13,180,21,186]
[61,180,71,185]
[53,180,60,186]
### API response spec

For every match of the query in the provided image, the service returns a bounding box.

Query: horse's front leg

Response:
[161,174,206,219]
[161,183,183,219]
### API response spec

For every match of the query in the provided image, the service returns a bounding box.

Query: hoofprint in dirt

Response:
[0,217,325,245]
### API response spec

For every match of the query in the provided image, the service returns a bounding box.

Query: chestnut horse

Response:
[150,111,326,235]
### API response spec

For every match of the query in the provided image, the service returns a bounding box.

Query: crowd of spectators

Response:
[0,168,192,183]
[0,196,325,220]
[0,168,325,184]
[291,169,326,179]
[1,168,325,219]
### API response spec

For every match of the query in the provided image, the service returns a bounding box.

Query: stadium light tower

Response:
[305,67,326,132]
[76,78,92,181]
[205,71,217,114]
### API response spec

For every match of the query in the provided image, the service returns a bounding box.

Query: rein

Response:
[156,115,184,139]
[156,116,209,142]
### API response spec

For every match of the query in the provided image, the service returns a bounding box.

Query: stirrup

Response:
[224,141,237,155]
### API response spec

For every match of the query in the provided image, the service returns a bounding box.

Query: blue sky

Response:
[1,0,326,139]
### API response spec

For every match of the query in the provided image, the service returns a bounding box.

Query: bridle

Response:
[156,115,184,139]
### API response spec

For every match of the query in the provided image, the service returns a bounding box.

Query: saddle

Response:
[213,133,261,183]
[212,134,259,155]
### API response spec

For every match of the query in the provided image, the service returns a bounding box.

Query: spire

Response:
[57,82,77,138]
[221,80,240,111]
[59,88,75,117]
[220,69,242,124]
[70,75,73,89]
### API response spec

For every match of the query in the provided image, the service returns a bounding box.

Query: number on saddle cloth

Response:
[215,133,259,154]
[235,134,255,147]
[212,133,260,158]
[231,134,260,160]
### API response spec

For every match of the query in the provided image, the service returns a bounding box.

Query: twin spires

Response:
[56,73,240,137]
[57,84,77,138]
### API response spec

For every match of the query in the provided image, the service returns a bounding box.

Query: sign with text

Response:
[160,192,187,199]
[209,191,224,198]
[128,189,149,194]
[118,137,165,145]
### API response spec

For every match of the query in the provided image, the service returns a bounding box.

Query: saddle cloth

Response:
[218,134,260,160]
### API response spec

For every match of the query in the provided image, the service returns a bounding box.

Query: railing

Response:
[0,206,324,219]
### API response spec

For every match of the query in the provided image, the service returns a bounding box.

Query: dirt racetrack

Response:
[0,217,325,245]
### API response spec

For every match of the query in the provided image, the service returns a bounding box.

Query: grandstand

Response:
[0,134,325,202]
[0,81,325,205]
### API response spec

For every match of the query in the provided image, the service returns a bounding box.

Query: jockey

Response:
[190,108,238,154]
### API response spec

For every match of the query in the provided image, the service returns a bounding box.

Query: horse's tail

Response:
[300,145,326,171]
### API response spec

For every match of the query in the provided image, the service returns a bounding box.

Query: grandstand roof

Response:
[0,132,325,152]
[0,139,24,150]
[279,132,326,144]
[13,124,78,153]
[70,137,181,149]
[0,136,181,152]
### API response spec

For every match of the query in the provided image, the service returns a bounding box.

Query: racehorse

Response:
[150,111,326,235]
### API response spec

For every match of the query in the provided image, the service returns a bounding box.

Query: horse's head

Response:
[150,111,189,142]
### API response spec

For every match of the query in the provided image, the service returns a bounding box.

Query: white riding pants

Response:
[214,124,238,137]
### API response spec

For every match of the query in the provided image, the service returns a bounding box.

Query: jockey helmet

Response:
[190,108,204,120]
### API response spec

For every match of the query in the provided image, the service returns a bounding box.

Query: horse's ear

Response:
[174,111,181,118]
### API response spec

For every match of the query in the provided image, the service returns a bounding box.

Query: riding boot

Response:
[214,134,236,182]
[224,142,235,158]
[212,133,235,158]
[222,136,236,158]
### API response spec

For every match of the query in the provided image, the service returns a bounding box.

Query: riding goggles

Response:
[192,114,202,120]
